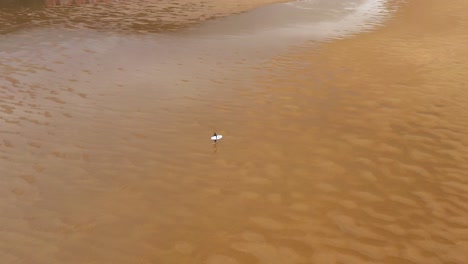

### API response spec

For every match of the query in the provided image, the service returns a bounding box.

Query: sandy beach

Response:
[1,0,468,263]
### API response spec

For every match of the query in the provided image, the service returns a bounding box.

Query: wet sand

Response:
[1,0,468,263]
[241,0,468,263]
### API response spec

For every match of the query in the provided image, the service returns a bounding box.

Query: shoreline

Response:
[1,0,391,38]
[2,0,468,263]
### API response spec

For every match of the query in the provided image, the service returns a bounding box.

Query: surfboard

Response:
[211,135,223,141]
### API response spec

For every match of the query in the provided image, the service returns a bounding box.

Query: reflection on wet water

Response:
[1,0,468,263]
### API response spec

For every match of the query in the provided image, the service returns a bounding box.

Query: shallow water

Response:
[1,0,468,263]
[0,0,285,34]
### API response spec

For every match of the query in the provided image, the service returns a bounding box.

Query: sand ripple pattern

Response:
[1,0,468,263]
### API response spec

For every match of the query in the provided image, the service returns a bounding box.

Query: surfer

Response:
[211,132,222,143]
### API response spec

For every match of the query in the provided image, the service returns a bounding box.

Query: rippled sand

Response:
[1,0,468,263]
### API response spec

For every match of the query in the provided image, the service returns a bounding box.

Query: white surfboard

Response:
[211,135,223,141]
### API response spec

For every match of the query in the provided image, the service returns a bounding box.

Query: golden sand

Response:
[1,0,468,263]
